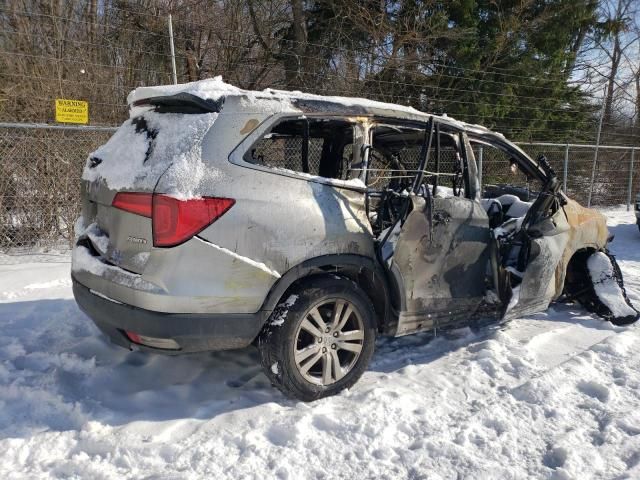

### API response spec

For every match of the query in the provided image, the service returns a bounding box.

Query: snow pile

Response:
[587,251,638,319]
[83,223,109,254]
[0,207,639,479]
[495,193,533,218]
[81,119,149,190]
[269,294,299,327]
[71,245,160,293]
[481,194,533,219]
[71,244,108,277]
[433,185,456,198]
[126,76,243,106]
[83,110,221,197]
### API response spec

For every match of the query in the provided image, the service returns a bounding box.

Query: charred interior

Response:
[364,118,570,332]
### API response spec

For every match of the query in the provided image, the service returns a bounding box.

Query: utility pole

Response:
[168,14,178,85]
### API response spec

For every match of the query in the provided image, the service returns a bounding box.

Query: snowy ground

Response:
[0,208,639,480]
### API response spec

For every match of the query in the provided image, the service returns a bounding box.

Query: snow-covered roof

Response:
[125,76,508,139]
[127,76,243,106]
[127,76,427,118]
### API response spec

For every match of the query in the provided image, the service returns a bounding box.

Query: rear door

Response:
[380,122,491,335]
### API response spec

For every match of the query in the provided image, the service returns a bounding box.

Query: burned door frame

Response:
[466,132,571,319]
[367,118,492,336]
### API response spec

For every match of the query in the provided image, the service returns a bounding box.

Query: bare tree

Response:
[593,0,639,125]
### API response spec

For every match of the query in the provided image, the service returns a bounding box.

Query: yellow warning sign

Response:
[55,99,89,124]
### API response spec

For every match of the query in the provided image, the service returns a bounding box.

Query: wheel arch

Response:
[563,246,600,295]
[259,254,397,334]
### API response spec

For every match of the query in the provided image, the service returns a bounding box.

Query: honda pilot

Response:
[72,78,638,401]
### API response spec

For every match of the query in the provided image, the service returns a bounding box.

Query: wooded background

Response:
[1,0,639,145]
[1,0,640,253]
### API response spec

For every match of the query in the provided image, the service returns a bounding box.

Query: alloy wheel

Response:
[293,299,365,386]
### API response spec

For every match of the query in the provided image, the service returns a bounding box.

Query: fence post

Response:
[627,147,635,212]
[478,146,483,193]
[563,143,569,192]
[587,89,606,208]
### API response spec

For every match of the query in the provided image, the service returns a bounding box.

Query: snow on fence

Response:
[0,123,637,262]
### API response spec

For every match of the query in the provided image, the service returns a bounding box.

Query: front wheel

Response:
[565,250,639,326]
[258,275,377,401]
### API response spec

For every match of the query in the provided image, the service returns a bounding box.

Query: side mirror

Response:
[536,154,557,178]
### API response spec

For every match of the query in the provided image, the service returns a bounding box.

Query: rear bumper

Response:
[72,276,266,354]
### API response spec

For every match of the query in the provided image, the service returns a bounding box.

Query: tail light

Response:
[111,192,152,218]
[152,195,235,247]
[112,192,234,247]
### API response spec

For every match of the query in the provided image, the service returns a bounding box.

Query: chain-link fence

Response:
[515,143,637,207]
[0,124,114,261]
[1,123,637,262]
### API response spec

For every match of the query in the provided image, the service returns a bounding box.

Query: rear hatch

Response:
[79,93,222,273]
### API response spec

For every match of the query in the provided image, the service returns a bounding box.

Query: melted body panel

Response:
[503,206,570,319]
[554,198,609,297]
[503,197,609,319]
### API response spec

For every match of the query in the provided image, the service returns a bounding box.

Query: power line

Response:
[0,28,190,61]
[0,66,632,131]
[0,52,632,132]
[3,87,638,139]
[0,50,174,78]
[1,49,597,116]
[0,92,128,109]
[0,71,137,92]
[1,7,637,143]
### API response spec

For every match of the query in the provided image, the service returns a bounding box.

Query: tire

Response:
[258,275,377,401]
[565,250,639,326]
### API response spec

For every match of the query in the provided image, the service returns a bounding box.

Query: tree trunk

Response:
[289,0,307,88]
[603,32,621,126]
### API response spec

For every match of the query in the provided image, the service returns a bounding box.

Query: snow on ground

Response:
[0,207,639,479]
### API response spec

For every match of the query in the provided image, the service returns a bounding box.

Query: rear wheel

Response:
[258,275,376,401]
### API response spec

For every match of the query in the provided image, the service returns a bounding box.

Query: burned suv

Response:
[72,78,638,401]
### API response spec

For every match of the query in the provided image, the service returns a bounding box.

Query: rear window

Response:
[82,110,218,193]
[244,118,356,181]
